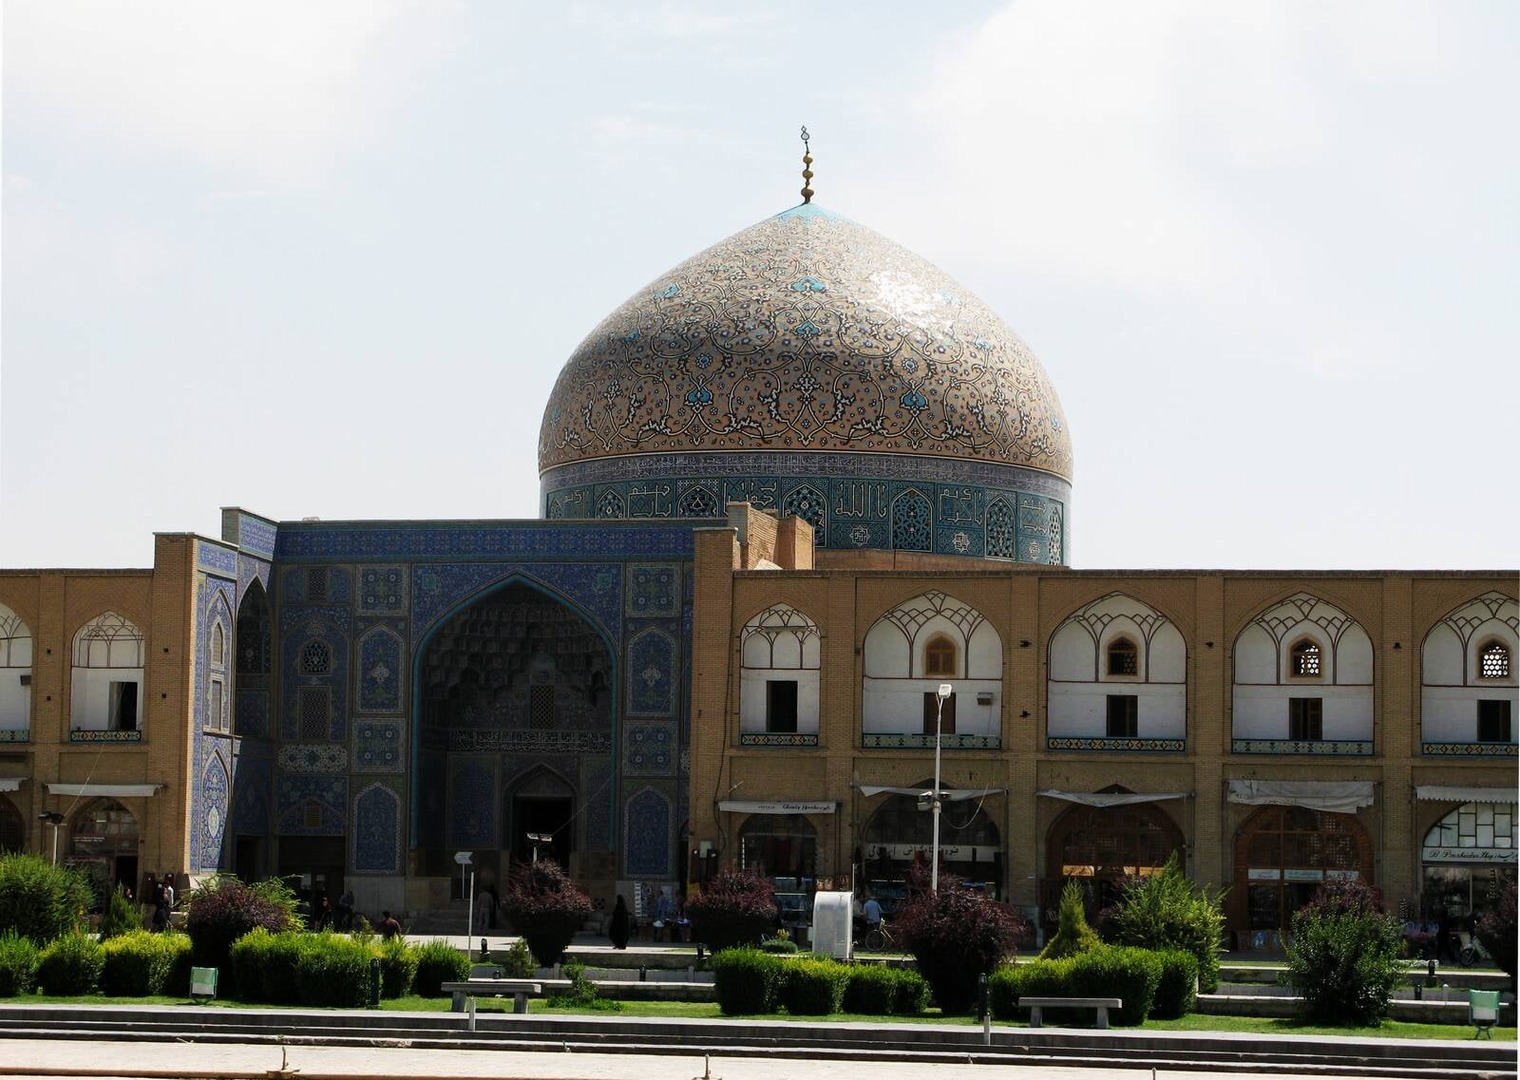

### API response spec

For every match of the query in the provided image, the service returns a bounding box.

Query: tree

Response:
[1040,879,1101,960]
[1475,879,1516,991]
[0,853,92,944]
[1283,877,1404,1026]
[1103,853,1227,992]
[686,869,776,952]
[499,859,593,967]
[893,869,1028,1013]
[184,876,300,975]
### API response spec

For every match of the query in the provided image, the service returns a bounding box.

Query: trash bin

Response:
[190,967,218,1000]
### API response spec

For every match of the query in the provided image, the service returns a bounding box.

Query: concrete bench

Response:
[441,979,544,1014]
[1019,995,1122,1029]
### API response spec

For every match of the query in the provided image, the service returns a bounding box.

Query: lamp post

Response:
[38,811,64,866]
[930,682,952,893]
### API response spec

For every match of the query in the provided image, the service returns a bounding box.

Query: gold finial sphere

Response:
[800,126,815,204]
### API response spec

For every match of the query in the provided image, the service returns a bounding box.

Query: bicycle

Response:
[1458,932,1493,968]
[861,921,895,952]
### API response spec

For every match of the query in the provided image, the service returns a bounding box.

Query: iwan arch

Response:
[0,187,1512,936]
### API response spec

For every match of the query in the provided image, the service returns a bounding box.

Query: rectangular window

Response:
[1289,697,1323,740]
[299,687,329,740]
[1106,694,1138,737]
[529,684,555,730]
[922,691,957,735]
[109,681,138,732]
[1477,699,1513,743]
[766,680,799,734]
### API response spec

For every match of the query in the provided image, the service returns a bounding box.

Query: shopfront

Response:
[1417,787,1517,926]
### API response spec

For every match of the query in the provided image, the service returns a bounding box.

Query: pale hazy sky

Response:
[3,2,1516,571]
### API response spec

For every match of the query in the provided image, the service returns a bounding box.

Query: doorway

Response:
[512,795,573,868]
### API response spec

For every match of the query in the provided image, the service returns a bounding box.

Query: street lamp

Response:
[930,682,952,893]
[38,811,64,866]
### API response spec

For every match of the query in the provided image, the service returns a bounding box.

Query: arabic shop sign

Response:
[1423,846,1518,864]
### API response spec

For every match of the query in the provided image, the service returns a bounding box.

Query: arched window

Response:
[924,635,957,678]
[71,612,145,734]
[1289,639,1322,678]
[1106,637,1139,677]
[1479,641,1511,680]
[211,624,226,668]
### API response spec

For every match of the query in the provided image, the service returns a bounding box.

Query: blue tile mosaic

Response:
[274,521,696,562]
[276,776,347,836]
[624,786,672,878]
[354,720,405,773]
[222,509,278,559]
[357,625,403,713]
[449,760,497,847]
[196,542,239,576]
[359,566,408,613]
[624,721,675,776]
[626,564,679,617]
[413,563,624,643]
[626,627,676,717]
[197,751,230,872]
[230,754,271,837]
[353,783,402,873]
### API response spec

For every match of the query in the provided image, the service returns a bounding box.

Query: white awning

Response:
[0,778,24,792]
[1228,780,1374,812]
[1415,785,1519,804]
[857,785,1004,803]
[45,783,163,798]
[718,800,836,815]
[1039,790,1189,807]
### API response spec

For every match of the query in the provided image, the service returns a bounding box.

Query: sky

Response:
[3,1,1516,572]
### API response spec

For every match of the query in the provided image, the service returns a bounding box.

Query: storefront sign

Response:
[863,844,1000,861]
[1423,846,1519,864]
[1247,868,1281,881]
[1284,868,1325,882]
[1325,869,1360,880]
[719,800,836,815]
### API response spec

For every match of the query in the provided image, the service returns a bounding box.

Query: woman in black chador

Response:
[609,895,631,949]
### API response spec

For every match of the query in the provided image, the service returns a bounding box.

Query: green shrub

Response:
[1284,878,1404,1026]
[36,932,103,995]
[98,886,142,941]
[710,947,782,1015]
[688,870,777,953]
[989,957,1074,1022]
[1150,947,1198,1019]
[295,933,372,1008]
[1102,855,1226,993]
[99,931,177,996]
[893,871,1027,1013]
[498,937,537,977]
[184,876,299,986]
[229,928,310,1004]
[413,939,469,997]
[760,936,798,954]
[1069,945,1161,1026]
[0,854,92,944]
[778,956,849,1015]
[161,933,193,996]
[889,966,931,1015]
[1039,880,1101,960]
[377,936,418,998]
[842,964,897,1014]
[499,859,593,967]
[548,960,623,1012]
[0,931,40,996]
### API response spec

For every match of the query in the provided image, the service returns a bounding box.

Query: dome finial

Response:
[800,125,815,204]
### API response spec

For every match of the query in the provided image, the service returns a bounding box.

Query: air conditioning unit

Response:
[17,674,31,687]
[976,691,993,705]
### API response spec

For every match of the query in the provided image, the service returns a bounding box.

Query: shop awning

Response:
[856,785,1004,803]
[718,800,836,815]
[1038,790,1189,807]
[1414,785,1519,804]
[45,783,163,798]
[0,778,24,792]
[1228,780,1373,812]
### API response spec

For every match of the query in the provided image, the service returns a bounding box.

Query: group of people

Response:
[142,873,175,931]
[605,888,690,949]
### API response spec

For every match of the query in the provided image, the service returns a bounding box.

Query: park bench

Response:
[1018,995,1123,1029]
[441,978,544,1014]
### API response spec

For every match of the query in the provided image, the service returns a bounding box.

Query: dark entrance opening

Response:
[235,835,264,882]
[513,795,573,868]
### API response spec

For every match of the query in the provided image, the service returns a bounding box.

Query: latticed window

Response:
[924,635,957,677]
[1479,641,1511,680]
[306,567,328,603]
[208,680,224,732]
[891,491,931,552]
[299,687,329,739]
[1289,639,1322,677]
[1107,638,1138,676]
[985,499,1016,560]
[300,641,332,676]
[211,624,225,668]
[529,684,555,729]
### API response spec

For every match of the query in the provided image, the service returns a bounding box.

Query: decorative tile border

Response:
[739,732,820,747]
[445,729,614,754]
[69,730,142,743]
[862,733,1001,750]
[0,730,30,743]
[1231,739,1373,755]
[1421,741,1518,757]
[1048,736,1188,753]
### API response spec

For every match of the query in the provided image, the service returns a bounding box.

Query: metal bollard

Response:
[481,938,489,962]
[369,957,381,1008]
[639,965,647,982]
[979,973,991,1044]
[1427,959,1438,987]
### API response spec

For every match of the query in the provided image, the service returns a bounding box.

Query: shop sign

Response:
[1325,869,1361,880]
[864,843,1001,862]
[1423,846,1518,864]
[720,800,836,815]
[1247,868,1281,881]
[1284,868,1325,882]
[71,835,105,844]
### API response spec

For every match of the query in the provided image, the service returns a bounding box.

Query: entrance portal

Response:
[513,795,573,868]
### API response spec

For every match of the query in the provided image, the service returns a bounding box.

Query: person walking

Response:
[608,895,631,949]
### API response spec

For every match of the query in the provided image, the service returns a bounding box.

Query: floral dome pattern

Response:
[538,203,1073,564]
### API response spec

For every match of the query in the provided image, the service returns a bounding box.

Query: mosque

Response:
[0,147,1513,940]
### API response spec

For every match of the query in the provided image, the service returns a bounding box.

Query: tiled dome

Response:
[538,203,1073,564]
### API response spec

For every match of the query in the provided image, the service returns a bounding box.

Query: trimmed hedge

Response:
[842,964,897,1014]
[184,877,299,988]
[413,939,469,997]
[889,966,931,1015]
[711,947,782,1015]
[1069,946,1161,1026]
[294,933,373,1007]
[36,932,103,996]
[989,957,1073,1022]
[779,957,849,1016]
[99,931,189,996]
[0,931,40,996]
[1150,947,1198,1019]
[229,927,307,1003]
[378,935,418,998]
